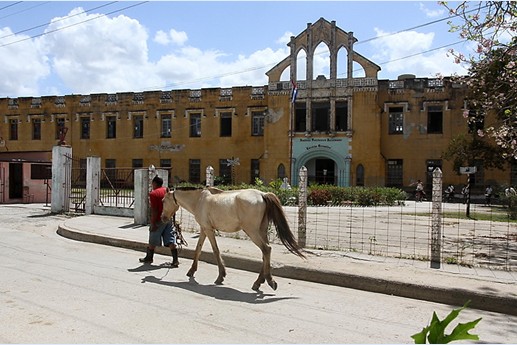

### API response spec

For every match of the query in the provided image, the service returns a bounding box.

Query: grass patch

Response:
[404,211,517,223]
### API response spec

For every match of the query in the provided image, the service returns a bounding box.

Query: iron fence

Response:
[173,200,516,271]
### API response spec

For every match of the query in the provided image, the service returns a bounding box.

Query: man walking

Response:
[139,175,179,267]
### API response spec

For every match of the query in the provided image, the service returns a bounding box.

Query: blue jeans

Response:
[148,221,177,247]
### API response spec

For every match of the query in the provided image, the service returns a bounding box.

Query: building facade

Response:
[0,17,512,201]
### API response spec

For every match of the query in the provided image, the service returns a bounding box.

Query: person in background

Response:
[444,184,455,202]
[484,185,493,206]
[139,175,179,267]
[461,184,470,204]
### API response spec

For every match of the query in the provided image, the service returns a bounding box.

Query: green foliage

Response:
[194,181,406,207]
[411,301,482,344]
[307,185,406,206]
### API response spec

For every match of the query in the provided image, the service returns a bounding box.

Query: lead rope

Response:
[173,213,188,248]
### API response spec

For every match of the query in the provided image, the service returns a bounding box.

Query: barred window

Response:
[388,107,404,134]
[251,111,264,136]
[386,159,403,187]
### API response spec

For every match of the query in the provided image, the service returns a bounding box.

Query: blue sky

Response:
[0,1,471,98]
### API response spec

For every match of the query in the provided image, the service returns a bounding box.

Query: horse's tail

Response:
[263,192,306,259]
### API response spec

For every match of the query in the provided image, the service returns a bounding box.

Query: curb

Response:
[57,225,517,316]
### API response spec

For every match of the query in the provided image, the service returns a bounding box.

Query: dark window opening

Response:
[294,105,307,132]
[312,103,329,132]
[220,112,232,137]
[335,102,348,131]
[189,159,200,183]
[386,159,403,187]
[427,105,443,134]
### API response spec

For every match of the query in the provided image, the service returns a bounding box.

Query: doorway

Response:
[9,162,23,199]
[315,159,335,185]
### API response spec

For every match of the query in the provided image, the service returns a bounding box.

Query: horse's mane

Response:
[207,187,224,194]
[174,186,203,191]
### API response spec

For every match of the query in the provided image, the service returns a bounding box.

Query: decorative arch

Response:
[292,148,350,186]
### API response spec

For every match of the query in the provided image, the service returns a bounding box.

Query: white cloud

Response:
[37,7,165,94]
[276,31,294,45]
[0,28,50,97]
[154,29,188,46]
[419,2,445,18]
[370,28,467,79]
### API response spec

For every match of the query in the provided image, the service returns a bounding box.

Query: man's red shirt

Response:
[149,186,166,225]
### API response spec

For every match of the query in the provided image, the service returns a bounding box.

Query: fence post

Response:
[51,145,72,213]
[134,167,168,225]
[298,166,308,248]
[85,156,100,215]
[206,165,214,187]
[431,167,443,268]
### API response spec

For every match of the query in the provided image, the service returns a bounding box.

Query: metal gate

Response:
[99,168,135,208]
[62,153,87,213]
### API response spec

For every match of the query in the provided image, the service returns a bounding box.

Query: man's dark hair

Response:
[152,175,163,187]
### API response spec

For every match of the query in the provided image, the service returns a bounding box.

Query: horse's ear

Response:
[166,187,170,192]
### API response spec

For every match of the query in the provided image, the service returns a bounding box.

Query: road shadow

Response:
[141,275,298,304]
[127,263,172,272]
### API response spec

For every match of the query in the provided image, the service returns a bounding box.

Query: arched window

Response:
[356,164,364,186]
[277,164,286,179]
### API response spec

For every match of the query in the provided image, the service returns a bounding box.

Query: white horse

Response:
[161,186,306,290]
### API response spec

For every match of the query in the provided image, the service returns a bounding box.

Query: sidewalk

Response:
[57,214,517,316]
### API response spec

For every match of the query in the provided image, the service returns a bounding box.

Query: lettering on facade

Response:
[306,144,331,150]
[149,143,185,152]
[300,138,343,142]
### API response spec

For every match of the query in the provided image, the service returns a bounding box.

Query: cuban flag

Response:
[290,79,298,103]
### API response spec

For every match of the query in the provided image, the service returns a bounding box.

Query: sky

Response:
[0,1,473,98]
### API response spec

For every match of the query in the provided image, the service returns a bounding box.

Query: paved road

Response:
[1,204,517,343]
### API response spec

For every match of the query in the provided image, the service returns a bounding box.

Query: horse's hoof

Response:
[186,270,195,277]
[252,283,260,291]
[267,280,278,291]
[214,278,224,285]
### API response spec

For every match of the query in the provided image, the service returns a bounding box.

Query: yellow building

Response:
[0,17,513,199]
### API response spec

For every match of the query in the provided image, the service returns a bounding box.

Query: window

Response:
[161,115,171,138]
[251,159,260,183]
[220,112,232,137]
[386,159,403,187]
[133,115,144,138]
[106,116,117,139]
[312,102,329,132]
[9,119,18,140]
[30,163,51,180]
[80,117,90,139]
[388,107,404,134]
[294,104,307,132]
[189,159,201,183]
[32,118,41,140]
[132,159,143,169]
[55,118,66,140]
[251,111,264,136]
[104,159,116,186]
[356,164,365,186]
[160,159,172,183]
[336,102,348,131]
[189,113,201,137]
[219,159,232,184]
[427,105,443,134]
[277,164,286,179]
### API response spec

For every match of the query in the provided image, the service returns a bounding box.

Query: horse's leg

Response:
[205,229,226,285]
[246,222,276,291]
[187,231,206,278]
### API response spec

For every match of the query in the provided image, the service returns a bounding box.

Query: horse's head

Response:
[161,188,179,222]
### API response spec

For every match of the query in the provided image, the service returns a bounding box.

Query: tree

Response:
[441,2,517,159]
[442,133,506,173]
